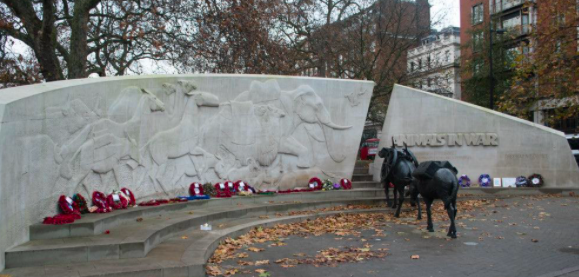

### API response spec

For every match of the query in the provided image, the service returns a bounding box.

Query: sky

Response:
[430,0,461,29]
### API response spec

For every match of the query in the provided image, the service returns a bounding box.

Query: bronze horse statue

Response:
[378,140,419,218]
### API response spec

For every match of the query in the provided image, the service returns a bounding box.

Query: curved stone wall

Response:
[372,85,579,187]
[0,74,374,269]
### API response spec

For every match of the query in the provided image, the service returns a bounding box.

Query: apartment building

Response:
[406,27,462,99]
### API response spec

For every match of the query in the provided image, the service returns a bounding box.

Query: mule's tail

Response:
[450,176,459,199]
[434,169,459,210]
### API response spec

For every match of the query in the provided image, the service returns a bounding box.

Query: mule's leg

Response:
[424,198,434,232]
[443,198,457,239]
[450,198,458,238]
[391,185,397,209]
[394,185,405,218]
[414,191,422,220]
[446,206,457,238]
[384,182,391,207]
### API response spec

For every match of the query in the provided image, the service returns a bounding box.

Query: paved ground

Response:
[215,196,579,277]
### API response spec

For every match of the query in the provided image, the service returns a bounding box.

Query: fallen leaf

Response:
[237,253,249,258]
[181,236,188,240]
[255,260,270,266]
[237,260,254,266]
[411,255,420,259]
[248,247,264,252]
[224,268,239,276]
[136,218,143,222]
[532,239,539,243]
[206,265,222,276]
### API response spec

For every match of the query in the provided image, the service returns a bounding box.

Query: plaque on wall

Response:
[493,178,502,187]
[502,178,516,188]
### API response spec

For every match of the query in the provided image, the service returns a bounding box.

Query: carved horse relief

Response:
[57,87,165,185]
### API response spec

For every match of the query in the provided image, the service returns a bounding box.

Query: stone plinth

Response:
[0,74,374,270]
[372,85,579,188]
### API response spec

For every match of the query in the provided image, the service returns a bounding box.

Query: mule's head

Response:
[378,147,390,158]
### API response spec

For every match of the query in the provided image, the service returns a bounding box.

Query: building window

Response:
[427,56,431,68]
[418,59,422,69]
[427,78,432,87]
[473,58,483,74]
[472,4,484,25]
[445,50,450,62]
[410,62,415,72]
[472,31,484,52]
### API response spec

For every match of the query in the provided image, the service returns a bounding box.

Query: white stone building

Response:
[406,27,461,99]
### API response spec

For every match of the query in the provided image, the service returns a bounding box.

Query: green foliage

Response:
[462,22,517,109]
[497,0,579,128]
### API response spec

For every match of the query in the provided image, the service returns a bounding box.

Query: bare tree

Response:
[0,0,197,82]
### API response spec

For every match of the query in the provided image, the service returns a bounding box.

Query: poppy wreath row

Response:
[214,181,235,198]
[309,177,352,191]
[208,180,256,198]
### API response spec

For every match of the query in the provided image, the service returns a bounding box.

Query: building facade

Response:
[460,0,578,129]
[406,27,462,99]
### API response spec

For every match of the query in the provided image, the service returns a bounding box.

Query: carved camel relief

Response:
[144,81,220,186]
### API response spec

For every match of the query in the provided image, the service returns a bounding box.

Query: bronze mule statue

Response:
[409,160,460,239]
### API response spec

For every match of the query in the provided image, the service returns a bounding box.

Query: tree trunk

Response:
[3,0,64,81]
[68,0,99,79]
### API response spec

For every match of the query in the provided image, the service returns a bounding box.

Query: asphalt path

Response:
[216,196,579,277]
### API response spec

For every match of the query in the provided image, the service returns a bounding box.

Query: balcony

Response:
[490,0,535,15]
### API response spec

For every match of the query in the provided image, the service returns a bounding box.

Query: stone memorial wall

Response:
[372,85,579,187]
[0,75,374,269]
